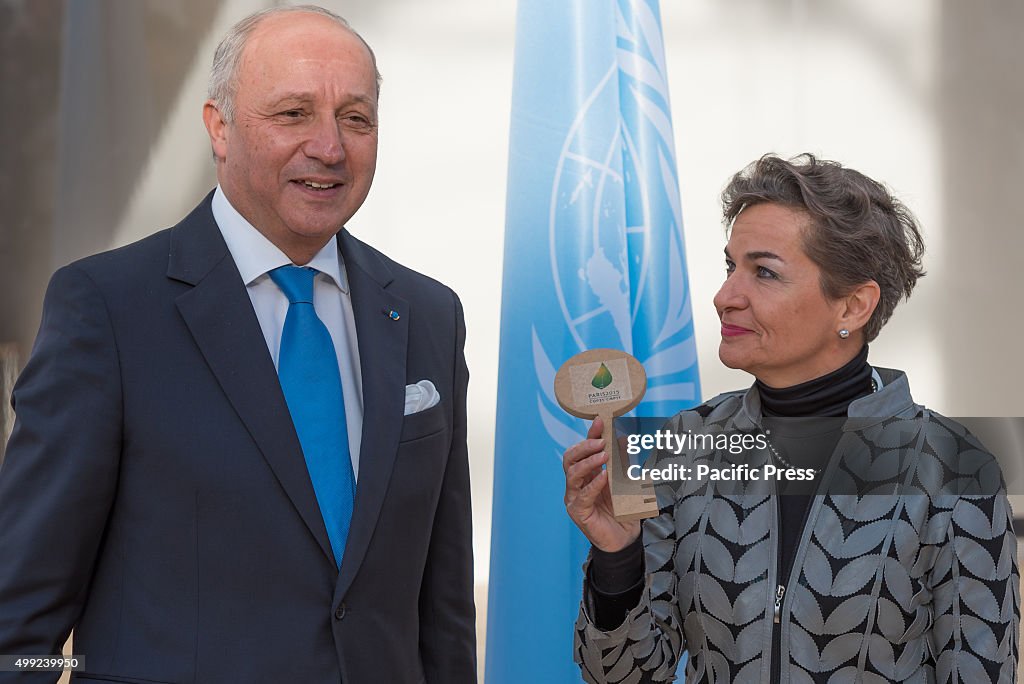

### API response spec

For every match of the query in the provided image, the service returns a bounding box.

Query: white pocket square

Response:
[404,379,440,416]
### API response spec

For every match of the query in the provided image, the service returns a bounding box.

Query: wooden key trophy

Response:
[554,349,659,522]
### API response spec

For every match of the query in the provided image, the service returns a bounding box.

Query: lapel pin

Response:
[383,308,401,321]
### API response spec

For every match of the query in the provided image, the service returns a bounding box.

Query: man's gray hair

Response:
[207,4,382,124]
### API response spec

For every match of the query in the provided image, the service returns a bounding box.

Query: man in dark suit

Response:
[0,6,475,683]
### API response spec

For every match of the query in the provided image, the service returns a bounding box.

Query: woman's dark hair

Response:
[722,153,925,342]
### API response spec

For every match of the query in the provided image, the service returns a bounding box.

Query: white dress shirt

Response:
[211,186,365,478]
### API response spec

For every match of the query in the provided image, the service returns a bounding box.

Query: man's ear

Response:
[202,100,229,161]
[839,280,881,338]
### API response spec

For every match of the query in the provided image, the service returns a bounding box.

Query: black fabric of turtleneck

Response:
[755,345,872,417]
[588,347,875,639]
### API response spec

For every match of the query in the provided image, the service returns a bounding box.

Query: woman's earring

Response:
[838,329,850,339]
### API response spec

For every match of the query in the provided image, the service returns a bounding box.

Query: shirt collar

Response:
[211,185,349,293]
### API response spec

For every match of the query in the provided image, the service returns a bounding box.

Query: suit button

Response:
[334,603,346,620]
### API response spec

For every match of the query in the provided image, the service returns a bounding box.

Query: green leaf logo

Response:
[591,363,613,389]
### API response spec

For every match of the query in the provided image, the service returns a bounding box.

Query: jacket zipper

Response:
[773,584,786,624]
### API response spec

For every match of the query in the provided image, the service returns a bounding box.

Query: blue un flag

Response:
[486,0,702,681]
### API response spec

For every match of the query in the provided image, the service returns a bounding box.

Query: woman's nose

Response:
[713,274,747,314]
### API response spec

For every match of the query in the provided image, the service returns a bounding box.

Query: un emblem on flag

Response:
[545,57,697,398]
[533,5,700,458]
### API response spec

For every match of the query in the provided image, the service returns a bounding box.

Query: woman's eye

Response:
[724,260,735,274]
[757,266,779,279]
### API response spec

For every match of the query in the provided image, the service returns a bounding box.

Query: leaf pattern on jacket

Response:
[574,382,1020,683]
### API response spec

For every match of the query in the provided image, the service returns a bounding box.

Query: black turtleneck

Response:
[588,347,875,632]
[756,344,873,418]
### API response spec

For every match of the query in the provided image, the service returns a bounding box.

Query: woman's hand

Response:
[562,417,641,552]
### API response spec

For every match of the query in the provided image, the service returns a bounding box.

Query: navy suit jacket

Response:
[0,193,476,683]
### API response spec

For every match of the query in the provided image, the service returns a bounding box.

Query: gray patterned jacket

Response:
[574,369,1020,683]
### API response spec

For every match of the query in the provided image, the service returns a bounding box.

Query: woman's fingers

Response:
[566,443,605,484]
[565,457,607,515]
[562,418,605,464]
[564,418,621,541]
[570,452,607,497]
[578,468,608,502]
[563,437,604,470]
[562,419,604,467]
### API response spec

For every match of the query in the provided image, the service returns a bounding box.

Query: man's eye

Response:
[280,110,304,118]
[341,114,373,129]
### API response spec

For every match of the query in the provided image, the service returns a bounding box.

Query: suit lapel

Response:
[168,195,335,565]
[336,230,409,596]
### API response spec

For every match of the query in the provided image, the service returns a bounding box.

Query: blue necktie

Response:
[269,265,354,568]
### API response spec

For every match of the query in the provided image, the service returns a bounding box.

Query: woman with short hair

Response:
[564,154,1019,683]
